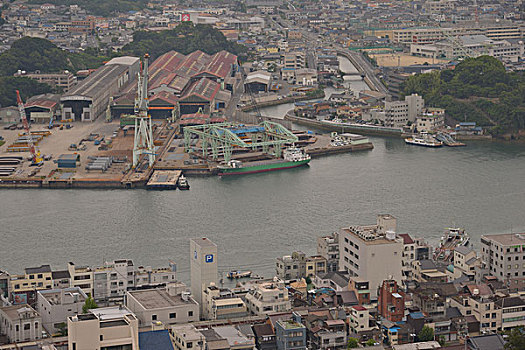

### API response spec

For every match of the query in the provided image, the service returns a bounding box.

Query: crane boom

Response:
[16,90,42,166]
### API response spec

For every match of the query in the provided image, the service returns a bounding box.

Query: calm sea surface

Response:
[1,57,524,283]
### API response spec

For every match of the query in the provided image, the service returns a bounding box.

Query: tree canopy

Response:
[417,325,435,342]
[0,77,52,108]
[0,37,110,76]
[27,0,150,16]
[403,56,525,135]
[504,326,525,350]
[82,296,98,314]
[121,22,247,60]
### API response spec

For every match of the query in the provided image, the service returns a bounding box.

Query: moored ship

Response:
[217,147,311,176]
[433,227,471,263]
[405,133,443,147]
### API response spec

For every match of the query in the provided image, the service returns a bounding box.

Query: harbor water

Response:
[1,56,525,283]
[1,138,524,282]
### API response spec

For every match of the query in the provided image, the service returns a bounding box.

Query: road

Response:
[273,16,389,95]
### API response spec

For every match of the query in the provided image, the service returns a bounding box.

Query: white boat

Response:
[405,133,443,147]
[177,175,190,190]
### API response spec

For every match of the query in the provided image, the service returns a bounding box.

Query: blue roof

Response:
[139,330,174,350]
[459,122,476,126]
[409,312,425,319]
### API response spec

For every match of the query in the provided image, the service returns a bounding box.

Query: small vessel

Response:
[217,146,311,176]
[227,270,252,279]
[405,133,443,147]
[177,175,190,190]
[433,228,470,262]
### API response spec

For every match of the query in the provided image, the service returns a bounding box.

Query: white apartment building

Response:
[348,305,375,333]
[496,296,525,331]
[338,214,403,300]
[93,259,136,303]
[245,279,291,316]
[384,94,424,128]
[318,232,339,272]
[37,287,87,334]
[480,233,525,281]
[67,306,139,350]
[0,305,42,344]
[135,263,177,288]
[125,283,199,326]
[416,114,445,132]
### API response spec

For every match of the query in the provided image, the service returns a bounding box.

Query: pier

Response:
[146,170,181,190]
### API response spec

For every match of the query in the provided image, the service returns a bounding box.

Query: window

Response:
[188,311,193,317]
[37,274,43,278]
[15,325,19,332]
[187,342,193,348]
[29,275,35,280]
[170,313,176,319]
[24,323,31,330]
[100,335,104,341]
[152,315,157,321]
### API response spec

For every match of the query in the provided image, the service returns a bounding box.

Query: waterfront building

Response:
[378,280,405,322]
[384,94,424,128]
[125,283,199,327]
[202,284,247,320]
[36,287,87,334]
[68,262,94,297]
[338,214,403,300]
[67,306,139,350]
[0,304,42,344]
[134,263,177,288]
[245,279,291,316]
[190,238,218,317]
[0,271,10,302]
[276,252,327,281]
[52,270,71,290]
[480,233,525,281]
[10,265,52,294]
[317,232,339,272]
[170,324,206,350]
[93,259,136,304]
[275,316,306,350]
[416,113,445,132]
[399,233,432,285]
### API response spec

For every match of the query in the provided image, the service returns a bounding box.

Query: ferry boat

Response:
[177,175,190,190]
[227,270,252,279]
[433,228,470,262]
[404,133,443,147]
[217,147,311,176]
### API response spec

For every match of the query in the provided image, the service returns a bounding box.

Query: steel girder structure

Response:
[183,122,298,162]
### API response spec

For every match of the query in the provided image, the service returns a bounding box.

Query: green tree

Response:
[0,76,53,107]
[366,338,376,346]
[504,326,525,350]
[305,276,312,285]
[82,296,98,314]
[418,325,435,342]
[347,337,359,348]
[55,322,67,336]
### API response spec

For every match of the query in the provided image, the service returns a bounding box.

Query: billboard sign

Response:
[181,14,191,22]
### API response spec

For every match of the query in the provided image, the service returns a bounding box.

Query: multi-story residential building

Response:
[307,318,347,349]
[283,51,305,69]
[451,288,502,333]
[134,263,177,288]
[480,233,525,281]
[68,262,94,297]
[453,246,481,280]
[378,280,405,322]
[253,323,276,350]
[416,113,445,132]
[51,270,71,290]
[348,278,371,305]
[349,305,375,334]
[170,324,206,350]
[275,317,306,350]
[276,252,327,280]
[317,232,339,272]
[10,265,53,294]
[125,283,199,327]
[0,304,42,344]
[384,94,424,128]
[496,296,525,331]
[37,287,87,334]
[202,284,247,320]
[67,306,139,350]
[93,259,136,303]
[338,214,403,299]
[245,279,291,316]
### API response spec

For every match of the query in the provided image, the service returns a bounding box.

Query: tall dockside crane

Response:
[133,54,155,168]
[16,90,43,166]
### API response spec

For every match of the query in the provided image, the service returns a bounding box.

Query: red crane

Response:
[16,90,43,166]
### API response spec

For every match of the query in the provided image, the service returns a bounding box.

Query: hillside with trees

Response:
[121,23,248,60]
[402,56,525,135]
[27,0,150,16]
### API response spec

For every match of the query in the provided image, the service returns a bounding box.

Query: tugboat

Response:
[177,175,190,190]
[405,132,443,147]
[433,228,470,263]
[218,146,311,176]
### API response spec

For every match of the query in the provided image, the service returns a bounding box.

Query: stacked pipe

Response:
[85,156,113,172]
